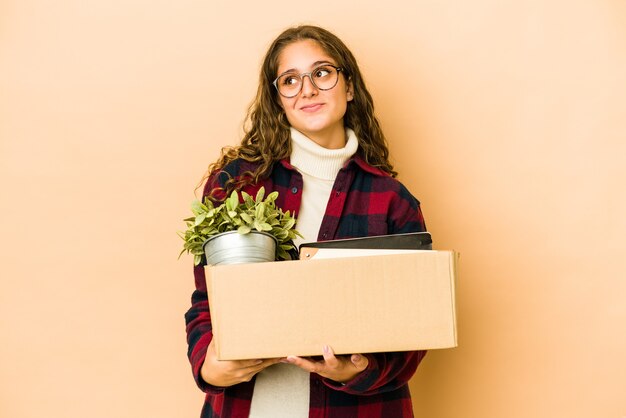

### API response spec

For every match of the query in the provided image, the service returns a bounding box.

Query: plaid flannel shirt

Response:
[185,155,428,418]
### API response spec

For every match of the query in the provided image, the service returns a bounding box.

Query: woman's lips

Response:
[300,103,324,113]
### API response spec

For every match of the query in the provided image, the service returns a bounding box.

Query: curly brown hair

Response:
[203,25,396,198]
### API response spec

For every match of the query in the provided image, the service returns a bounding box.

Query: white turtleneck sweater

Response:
[248,127,358,418]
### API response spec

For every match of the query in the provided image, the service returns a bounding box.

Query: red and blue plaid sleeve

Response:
[322,350,427,395]
[185,265,225,394]
[387,180,427,234]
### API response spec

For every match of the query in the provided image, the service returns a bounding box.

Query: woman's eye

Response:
[314,68,331,78]
[282,75,299,86]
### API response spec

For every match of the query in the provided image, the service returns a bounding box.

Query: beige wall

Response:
[1,1,624,417]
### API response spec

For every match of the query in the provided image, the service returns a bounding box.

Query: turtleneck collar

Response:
[289,127,359,181]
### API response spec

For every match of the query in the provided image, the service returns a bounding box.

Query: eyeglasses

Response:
[272,64,343,98]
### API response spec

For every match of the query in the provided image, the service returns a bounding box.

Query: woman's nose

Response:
[300,74,318,97]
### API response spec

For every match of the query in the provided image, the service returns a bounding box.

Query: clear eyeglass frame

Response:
[272,64,343,98]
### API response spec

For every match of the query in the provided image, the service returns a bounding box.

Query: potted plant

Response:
[179,187,302,266]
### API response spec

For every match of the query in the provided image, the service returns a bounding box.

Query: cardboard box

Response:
[205,250,457,360]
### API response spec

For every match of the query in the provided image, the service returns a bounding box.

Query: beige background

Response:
[1,1,625,417]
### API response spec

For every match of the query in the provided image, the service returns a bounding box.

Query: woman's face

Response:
[275,39,353,149]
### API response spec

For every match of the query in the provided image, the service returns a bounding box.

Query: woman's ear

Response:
[346,80,354,102]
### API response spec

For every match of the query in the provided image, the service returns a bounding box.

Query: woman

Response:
[185,25,427,418]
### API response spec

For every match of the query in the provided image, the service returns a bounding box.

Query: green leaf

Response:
[260,222,272,231]
[255,202,265,219]
[274,229,288,240]
[194,212,207,226]
[237,225,251,234]
[288,230,304,240]
[242,191,255,208]
[226,190,239,211]
[202,198,214,210]
[255,187,265,203]
[240,212,253,224]
[194,254,202,266]
[267,191,279,202]
[277,246,289,260]
[283,217,295,230]
[200,227,216,235]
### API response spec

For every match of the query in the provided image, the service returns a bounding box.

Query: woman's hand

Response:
[285,345,369,383]
[201,339,283,387]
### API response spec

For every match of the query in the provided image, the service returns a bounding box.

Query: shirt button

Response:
[291,187,298,194]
